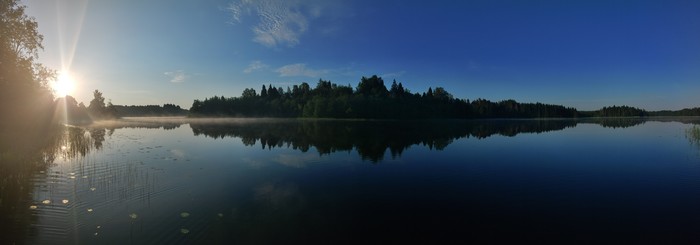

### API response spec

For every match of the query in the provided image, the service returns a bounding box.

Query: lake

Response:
[2,118,700,244]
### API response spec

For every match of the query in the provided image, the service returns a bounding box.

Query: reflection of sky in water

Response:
[12,119,700,244]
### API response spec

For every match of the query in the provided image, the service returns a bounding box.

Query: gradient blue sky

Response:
[23,0,700,110]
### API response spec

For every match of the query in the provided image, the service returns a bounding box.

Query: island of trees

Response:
[190,76,700,119]
[190,76,581,119]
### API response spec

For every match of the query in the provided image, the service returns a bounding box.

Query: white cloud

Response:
[164,70,187,83]
[243,60,269,73]
[275,63,328,78]
[227,0,314,47]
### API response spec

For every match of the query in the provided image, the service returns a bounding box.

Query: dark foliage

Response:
[190,76,579,119]
[591,105,648,117]
[651,108,700,117]
[87,89,117,119]
[111,104,188,117]
[53,95,92,124]
[0,0,55,129]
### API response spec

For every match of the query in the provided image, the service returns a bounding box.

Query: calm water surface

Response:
[2,118,700,244]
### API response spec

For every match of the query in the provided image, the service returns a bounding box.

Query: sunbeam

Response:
[51,71,75,97]
[55,0,89,77]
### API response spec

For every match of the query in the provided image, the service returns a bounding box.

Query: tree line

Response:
[57,90,188,123]
[191,76,700,119]
[190,75,579,119]
[111,104,187,117]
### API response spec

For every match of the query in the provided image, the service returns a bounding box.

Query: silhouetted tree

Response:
[189,75,582,119]
[595,105,647,117]
[88,90,105,111]
[242,88,257,98]
[261,85,268,97]
[357,75,388,97]
[0,0,56,128]
[433,87,452,101]
[55,96,91,124]
[87,89,116,119]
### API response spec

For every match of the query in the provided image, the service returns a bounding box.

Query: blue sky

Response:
[23,0,700,111]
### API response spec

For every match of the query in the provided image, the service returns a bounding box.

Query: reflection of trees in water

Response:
[1,122,166,244]
[91,119,183,130]
[0,125,106,244]
[191,120,578,162]
[580,118,647,128]
[687,126,700,149]
[58,126,101,159]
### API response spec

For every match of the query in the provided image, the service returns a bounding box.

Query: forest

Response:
[190,76,700,119]
[111,104,188,117]
[191,76,688,119]
[190,76,580,119]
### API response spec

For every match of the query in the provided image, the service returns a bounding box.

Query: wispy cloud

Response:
[227,0,317,47]
[272,153,321,168]
[275,63,328,78]
[243,60,269,73]
[164,70,187,83]
[380,71,406,78]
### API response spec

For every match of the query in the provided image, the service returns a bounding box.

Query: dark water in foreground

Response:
[2,118,700,244]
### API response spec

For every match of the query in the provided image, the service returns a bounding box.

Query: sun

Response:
[52,71,75,97]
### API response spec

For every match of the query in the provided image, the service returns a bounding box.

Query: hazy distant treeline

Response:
[650,108,700,117]
[55,91,188,123]
[111,104,188,117]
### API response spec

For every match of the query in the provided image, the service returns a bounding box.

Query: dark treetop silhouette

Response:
[190,76,700,119]
[190,76,580,119]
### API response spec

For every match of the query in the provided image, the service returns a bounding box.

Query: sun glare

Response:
[52,72,75,97]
